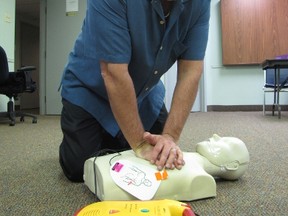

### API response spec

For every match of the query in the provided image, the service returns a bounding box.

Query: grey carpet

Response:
[0,111,287,215]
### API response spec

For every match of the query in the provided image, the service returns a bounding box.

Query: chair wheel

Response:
[20,116,25,122]
[32,119,37,124]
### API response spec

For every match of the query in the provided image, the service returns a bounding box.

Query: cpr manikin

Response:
[83,134,250,201]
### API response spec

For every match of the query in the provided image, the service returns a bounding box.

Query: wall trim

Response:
[207,105,288,112]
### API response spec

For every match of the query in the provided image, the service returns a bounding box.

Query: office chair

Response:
[263,68,288,115]
[0,45,37,126]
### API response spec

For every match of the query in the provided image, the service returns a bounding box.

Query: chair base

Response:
[0,100,37,126]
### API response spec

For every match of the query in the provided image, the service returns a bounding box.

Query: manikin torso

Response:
[83,134,250,201]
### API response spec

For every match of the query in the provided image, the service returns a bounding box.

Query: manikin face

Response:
[196,134,250,170]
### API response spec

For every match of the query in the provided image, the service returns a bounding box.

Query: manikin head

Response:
[196,134,250,180]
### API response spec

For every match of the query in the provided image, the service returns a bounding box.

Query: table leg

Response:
[272,69,276,116]
[277,67,281,119]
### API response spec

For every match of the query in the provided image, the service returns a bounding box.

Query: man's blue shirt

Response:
[61,0,211,136]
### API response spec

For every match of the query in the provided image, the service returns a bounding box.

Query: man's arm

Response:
[145,60,203,169]
[100,61,173,166]
[163,60,203,141]
[100,61,145,150]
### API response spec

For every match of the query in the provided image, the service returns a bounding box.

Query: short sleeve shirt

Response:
[61,0,211,136]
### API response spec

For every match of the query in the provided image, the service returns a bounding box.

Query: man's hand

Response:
[135,132,185,170]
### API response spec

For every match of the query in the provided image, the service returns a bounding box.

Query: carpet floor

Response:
[0,111,287,215]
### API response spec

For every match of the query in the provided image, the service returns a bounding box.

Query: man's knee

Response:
[59,145,84,182]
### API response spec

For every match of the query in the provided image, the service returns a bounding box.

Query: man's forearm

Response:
[100,62,145,149]
[163,60,203,142]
